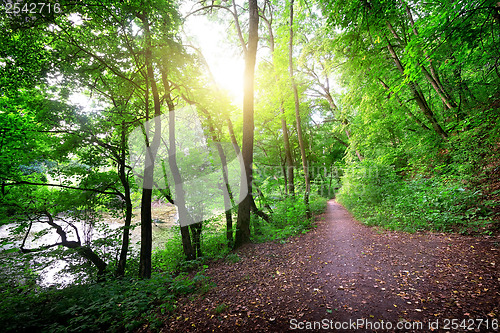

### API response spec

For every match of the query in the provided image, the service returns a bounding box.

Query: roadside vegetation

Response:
[0,0,498,332]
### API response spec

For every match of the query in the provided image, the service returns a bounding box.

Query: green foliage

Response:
[225,253,240,263]
[253,195,327,242]
[151,226,185,273]
[337,160,496,234]
[0,271,213,333]
[152,215,230,273]
[214,302,228,314]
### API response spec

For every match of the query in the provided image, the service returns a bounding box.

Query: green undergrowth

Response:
[0,196,330,333]
[0,269,212,333]
[252,195,328,242]
[153,215,232,273]
[337,159,498,234]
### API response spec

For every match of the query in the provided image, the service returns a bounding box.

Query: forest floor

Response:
[155,200,499,332]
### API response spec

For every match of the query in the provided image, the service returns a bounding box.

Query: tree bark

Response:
[116,121,133,276]
[262,8,295,197]
[162,74,195,261]
[378,78,431,131]
[385,38,448,139]
[399,2,456,109]
[21,211,107,277]
[234,0,259,249]
[288,0,311,217]
[139,14,163,279]
[199,107,236,247]
[280,105,295,196]
[190,223,203,258]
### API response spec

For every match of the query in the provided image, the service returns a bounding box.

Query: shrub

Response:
[252,195,327,243]
[337,160,490,233]
[0,271,212,333]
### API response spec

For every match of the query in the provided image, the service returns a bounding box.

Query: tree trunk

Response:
[250,195,272,223]
[234,0,259,249]
[319,72,363,161]
[22,211,108,277]
[280,107,295,196]
[189,222,203,258]
[162,75,195,261]
[115,121,133,277]
[139,15,162,279]
[200,108,236,247]
[265,12,295,197]
[78,246,108,278]
[399,3,456,109]
[385,38,448,139]
[288,0,311,218]
[378,78,431,131]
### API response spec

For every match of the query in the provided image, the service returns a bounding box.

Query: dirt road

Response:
[161,200,499,332]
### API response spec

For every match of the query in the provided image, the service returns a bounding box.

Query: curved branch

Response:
[5,181,121,196]
[20,211,107,275]
[185,3,247,54]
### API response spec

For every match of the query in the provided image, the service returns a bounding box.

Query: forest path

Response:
[161,200,499,332]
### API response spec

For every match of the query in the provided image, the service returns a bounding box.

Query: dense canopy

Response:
[1,0,498,331]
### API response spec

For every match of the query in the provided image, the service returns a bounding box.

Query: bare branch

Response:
[185,3,247,54]
[5,181,121,196]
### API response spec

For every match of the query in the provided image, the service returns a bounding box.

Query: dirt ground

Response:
[155,200,499,332]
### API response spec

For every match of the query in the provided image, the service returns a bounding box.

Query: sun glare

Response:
[183,11,244,106]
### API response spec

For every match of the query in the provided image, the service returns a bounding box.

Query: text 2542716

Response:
[4,2,61,15]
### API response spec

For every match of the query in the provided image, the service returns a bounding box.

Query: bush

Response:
[337,160,492,233]
[252,195,328,242]
[0,271,212,333]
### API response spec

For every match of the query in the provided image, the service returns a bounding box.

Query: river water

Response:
[0,204,178,287]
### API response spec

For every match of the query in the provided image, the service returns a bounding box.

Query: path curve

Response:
[160,200,499,332]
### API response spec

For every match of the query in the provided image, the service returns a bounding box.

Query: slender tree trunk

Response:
[250,194,271,223]
[177,48,236,248]
[420,65,456,109]
[78,246,108,278]
[264,13,295,197]
[215,138,235,247]
[280,106,295,196]
[378,78,431,131]
[189,223,203,258]
[215,139,235,247]
[139,15,162,279]
[161,74,195,260]
[320,73,363,161]
[199,108,236,247]
[234,0,259,249]
[385,38,448,139]
[22,211,108,277]
[282,160,288,195]
[116,122,133,277]
[226,116,241,155]
[399,3,456,109]
[288,0,311,217]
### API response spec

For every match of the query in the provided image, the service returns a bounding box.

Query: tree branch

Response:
[185,3,247,54]
[5,181,121,196]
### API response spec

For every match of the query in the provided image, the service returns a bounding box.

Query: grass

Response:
[0,271,212,333]
[337,160,498,234]
[0,194,330,333]
[252,195,328,242]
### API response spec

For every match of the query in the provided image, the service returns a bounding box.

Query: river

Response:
[0,204,178,287]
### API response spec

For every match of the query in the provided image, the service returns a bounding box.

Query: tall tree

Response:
[259,2,295,196]
[45,0,186,278]
[234,0,259,248]
[288,0,310,217]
